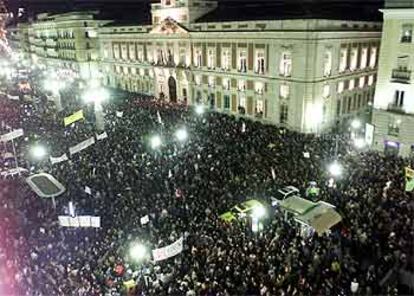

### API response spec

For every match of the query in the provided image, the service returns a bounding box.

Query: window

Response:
[369,47,377,68]
[368,75,374,86]
[339,47,347,72]
[397,55,409,71]
[137,47,144,62]
[338,81,344,93]
[179,48,186,65]
[324,51,332,76]
[280,84,290,98]
[207,48,215,68]
[129,44,136,60]
[350,47,358,71]
[280,52,292,76]
[359,76,365,88]
[157,49,164,64]
[256,99,264,116]
[336,99,341,116]
[239,50,247,72]
[360,47,368,69]
[208,76,215,87]
[195,75,201,86]
[388,119,401,136]
[255,82,264,94]
[222,49,231,70]
[222,78,230,90]
[256,51,265,74]
[394,90,405,107]
[239,95,246,108]
[349,79,355,90]
[323,84,330,98]
[131,68,137,75]
[113,44,120,59]
[280,103,288,124]
[121,44,128,60]
[401,24,412,43]
[238,80,246,91]
[195,49,202,68]
[224,95,230,110]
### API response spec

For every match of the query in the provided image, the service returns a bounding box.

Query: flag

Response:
[140,215,149,225]
[116,111,123,118]
[69,137,95,155]
[96,131,108,141]
[405,167,414,192]
[64,110,84,127]
[50,153,68,165]
[271,167,276,180]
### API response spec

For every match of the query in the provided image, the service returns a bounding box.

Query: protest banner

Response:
[152,236,184,262]
[58,215,101,228]
[69,137,95,155]
[96,131,108,141]
[140,215,149,225]
[0,129,24,142]
[64,110,84,127]
[405,167,414,192]
[50,153,68,165]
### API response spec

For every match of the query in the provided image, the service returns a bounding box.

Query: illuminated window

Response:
[222,49,231,70]
[256,99,264,115]
[238,80,246,91]
[350,47,358,71]
[195,49,202,68]
[222,78,230,90]
[359,77,365,88]
[280,84,290,98]
[207,48,215,68]
[195,75,201,86]
[239,50,247,72]
[323,84,330,98]
[349,79,355,90]
[339,47,347,72]
[255,81,264,94]
[179,48,186,65]
[401,24,412,43]
[129,44,136,60]
[324,50,332,76]
[360,47,368,69]
[239,95,246,108]
[137,47,144,62]
[369,47,377,68]
[280,52,292,76]
[368,75,374,86]
[338,81,344,93]
[256,51,265,74]
[208,76,215,87]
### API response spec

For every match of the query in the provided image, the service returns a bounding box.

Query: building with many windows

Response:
[99,0,382,133]
[26,11,110,79]
[372,0,414,157]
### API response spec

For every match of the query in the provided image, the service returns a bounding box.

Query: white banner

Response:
[58,215,101,228]
[0,167,28,178]
[365,123,374,146]
[69,137,95,156]
[96,131,108,141]
[152,237,184,262]
[7,95,19,101]
[116,111,123,118]
[85,186,92,195]
[50,153,68,165]
[0,129,24,142]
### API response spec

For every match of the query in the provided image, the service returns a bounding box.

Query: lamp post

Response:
[82,87,109,131]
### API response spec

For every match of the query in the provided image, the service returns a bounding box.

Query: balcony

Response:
[401,35,412,43]
[391,69,411,83]
[387,103,405,114]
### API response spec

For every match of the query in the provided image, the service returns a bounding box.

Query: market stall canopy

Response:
[26,173,66,198]
[279,195,318,215]
[295,203,342,234]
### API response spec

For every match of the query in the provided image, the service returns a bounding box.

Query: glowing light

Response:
[150,135,162,149]
[175,128,188,142]
[129,243,147,261]
[195,105,204,115]
[328,161,342,177]
[251,205,266,219]
[82,88,109,104]
[354,138,366,149]
[351,119,361,129]
[31,145,46,159]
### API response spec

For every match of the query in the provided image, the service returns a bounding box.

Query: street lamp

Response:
[175,128,188,142]
[328,161,343,177]
[251,205,266,233]
[129,243,147,262]
[31,145,47,160]
[195,105,204,115]
[150,135,162,149]
[82,87,109,131]
[351,119,361,130]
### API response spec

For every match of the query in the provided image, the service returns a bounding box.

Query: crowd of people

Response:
[0,89,413,296]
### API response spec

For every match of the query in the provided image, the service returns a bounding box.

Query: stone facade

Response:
[372,3,414,157]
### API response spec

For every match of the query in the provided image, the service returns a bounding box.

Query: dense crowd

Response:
[0,91,413,296]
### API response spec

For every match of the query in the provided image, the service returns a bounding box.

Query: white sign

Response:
[85,186,92,195]
[7,95,19,101]
[365,123,375,146]
[50,153,68,165]
[58,215,101,228]
[152,237,184,262]
[69,137,95,155]
[96,131,108,141]
[116,111,123,118]
[140,215,149,225]
[0,129,24,142]
[303,152,310,158]
[0,167,28,178]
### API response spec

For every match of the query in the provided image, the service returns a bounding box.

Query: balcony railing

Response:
[387,103,405,114]
[391,69,411,83]
[401,35,412,43]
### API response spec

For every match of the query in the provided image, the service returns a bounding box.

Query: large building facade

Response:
[11,0,383,133]
[26,11,110,79]
[99,0,382,133]
[372,0,414,157]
